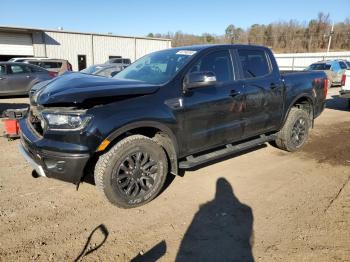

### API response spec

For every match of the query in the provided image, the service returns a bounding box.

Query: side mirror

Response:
[183,71,217,90]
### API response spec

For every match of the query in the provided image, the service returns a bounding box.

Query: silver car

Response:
[0,62,56,96]
[306,60,347,86]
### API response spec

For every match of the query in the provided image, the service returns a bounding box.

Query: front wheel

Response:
[94,135,168,208]
[274,107,311,152]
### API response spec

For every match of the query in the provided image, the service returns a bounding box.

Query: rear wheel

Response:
[94,135,168,208]
[275,107,311,152]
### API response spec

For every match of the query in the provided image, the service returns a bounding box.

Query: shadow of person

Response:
[176,178,254,262]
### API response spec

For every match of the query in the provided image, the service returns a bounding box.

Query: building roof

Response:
[0,25,171,42]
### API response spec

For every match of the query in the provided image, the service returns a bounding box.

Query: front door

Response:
[4,64,33,95]
[182,49,245,155]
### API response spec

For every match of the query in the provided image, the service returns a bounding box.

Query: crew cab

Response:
[18,45,327,208]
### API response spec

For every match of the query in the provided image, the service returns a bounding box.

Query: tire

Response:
[275,107,311,152]
[94,135,168,208]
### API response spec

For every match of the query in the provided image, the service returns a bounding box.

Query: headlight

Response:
[42,112,92,131]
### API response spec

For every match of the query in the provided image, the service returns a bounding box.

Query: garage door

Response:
[0,32,33,56]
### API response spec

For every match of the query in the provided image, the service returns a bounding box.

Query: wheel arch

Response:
[282,94,314,128]
[103,121,179,176]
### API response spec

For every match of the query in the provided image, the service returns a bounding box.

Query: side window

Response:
[0,65,6,76]
[238,49,270,78]
[41,62,62,69]
[190,50,234,82]
[9,64,29,74]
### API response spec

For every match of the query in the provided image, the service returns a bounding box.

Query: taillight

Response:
[341,74,346,86]
[48,71,58,78]
[323,78,328,98]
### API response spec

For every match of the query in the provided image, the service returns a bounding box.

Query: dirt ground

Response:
[0,88,349,262]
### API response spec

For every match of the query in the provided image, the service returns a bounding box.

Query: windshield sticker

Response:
[176,50,197,56]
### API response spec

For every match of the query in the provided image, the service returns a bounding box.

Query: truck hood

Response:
[35,72,160,107]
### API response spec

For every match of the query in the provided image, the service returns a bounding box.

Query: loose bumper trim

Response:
[18,143,46,177]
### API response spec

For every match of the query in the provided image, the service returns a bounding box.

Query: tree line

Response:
[147,13,350,53]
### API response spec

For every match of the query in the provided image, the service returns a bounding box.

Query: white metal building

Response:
[275,51,350,71]
[0,26,172,70]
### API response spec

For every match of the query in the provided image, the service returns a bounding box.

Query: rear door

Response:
[236,48,284,138]
[182,49,245,154]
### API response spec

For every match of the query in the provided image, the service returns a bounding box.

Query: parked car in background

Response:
[0,62,56,96]
[24,59,72,75]
[106,57,131,67]
[306,60,347,87]
[339,60,350,107]
[80,64,124,77]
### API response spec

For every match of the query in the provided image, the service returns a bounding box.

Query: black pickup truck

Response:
[19,45,327,208]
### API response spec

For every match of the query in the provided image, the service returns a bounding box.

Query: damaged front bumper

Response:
[18,117,90,185]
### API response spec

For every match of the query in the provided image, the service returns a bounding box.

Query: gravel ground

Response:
[0,88,349,262]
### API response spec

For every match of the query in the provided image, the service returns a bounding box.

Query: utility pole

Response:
[326,22,334,56]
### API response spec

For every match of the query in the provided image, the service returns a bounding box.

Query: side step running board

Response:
[179,134,276,169]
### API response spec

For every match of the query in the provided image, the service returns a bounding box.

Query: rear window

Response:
[29,65,46,73]
[237,49,270,78]
[308,63,331,70]
[40,62,62,69]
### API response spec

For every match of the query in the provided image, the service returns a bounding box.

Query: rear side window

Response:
[309,64,331,70]
[238,49,270,78]
[190,50,234,82]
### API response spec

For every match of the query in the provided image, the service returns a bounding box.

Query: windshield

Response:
[114,49,196,84]
[308,63,331,70]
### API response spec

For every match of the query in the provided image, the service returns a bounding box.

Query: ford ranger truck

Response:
[19,45,327,208]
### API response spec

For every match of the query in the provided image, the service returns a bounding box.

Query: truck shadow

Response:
[133,178,254,262]
[326,95,350,112]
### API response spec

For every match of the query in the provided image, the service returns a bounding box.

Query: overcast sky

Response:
[1,0,349,36]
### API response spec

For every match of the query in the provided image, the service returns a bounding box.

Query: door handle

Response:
[26,75,31,78]
[229,90,241,97]
[0,77,4,80]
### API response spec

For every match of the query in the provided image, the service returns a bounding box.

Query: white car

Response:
[339,60,350,106]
